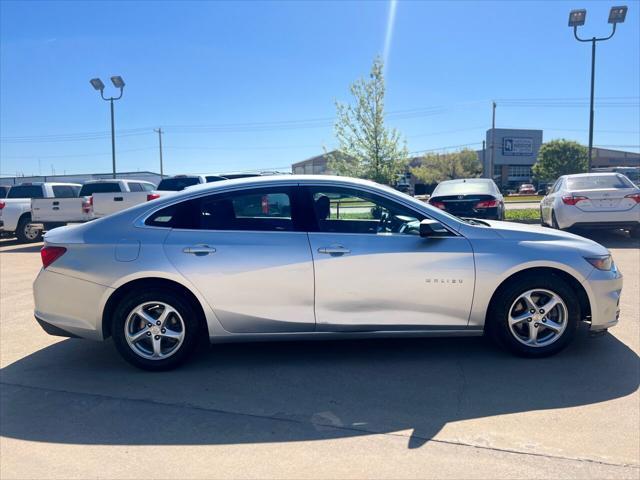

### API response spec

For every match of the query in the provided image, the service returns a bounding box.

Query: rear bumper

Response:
[584,266,623,331]
[556,205,640,230]
[33,268,112,340]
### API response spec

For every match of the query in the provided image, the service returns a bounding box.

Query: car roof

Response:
[437,178,493,184]
[562,172,621,179]
[83,179,154,184]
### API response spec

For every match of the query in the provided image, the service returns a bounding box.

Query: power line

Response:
[3,96,637,143]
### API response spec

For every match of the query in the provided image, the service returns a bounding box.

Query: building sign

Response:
[502,137,534,156]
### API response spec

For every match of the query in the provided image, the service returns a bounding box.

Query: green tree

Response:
[328,57,408,185]
[410,149,482,184]
[532,139,588,181]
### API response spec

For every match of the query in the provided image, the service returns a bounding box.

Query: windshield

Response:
[567,175,635,190]
[433,181,493,196]
[157,178,201,191]
[79,183,121,196]
[7,185,43,198]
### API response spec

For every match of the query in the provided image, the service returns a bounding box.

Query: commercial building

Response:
[0,171,162,187]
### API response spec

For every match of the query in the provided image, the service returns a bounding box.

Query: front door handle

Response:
[183,245,217,255]
[318,245,351,255]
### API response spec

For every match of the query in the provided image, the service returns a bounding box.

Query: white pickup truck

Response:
[31,179,160,229]
[82,179,159,218]
[0,182,81,243]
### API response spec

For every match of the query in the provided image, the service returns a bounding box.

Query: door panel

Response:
[308,233,475,331]
[164,230,315,333]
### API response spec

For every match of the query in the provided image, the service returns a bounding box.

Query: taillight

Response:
[41,246,66,268]
[89,196,94,206]
[624,193,640,204]
[146,193,160,201]
[429,199,446,210]
[81,197,92,213]
[562,195,588,206]
[0,201,5,210]
[475,199,498,209]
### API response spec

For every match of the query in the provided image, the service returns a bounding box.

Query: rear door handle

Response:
[318,245,351,255]
[183,245,216,255]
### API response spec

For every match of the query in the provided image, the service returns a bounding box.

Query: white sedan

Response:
[540,173,640,237]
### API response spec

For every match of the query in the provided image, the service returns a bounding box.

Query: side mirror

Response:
[419,219,449,238]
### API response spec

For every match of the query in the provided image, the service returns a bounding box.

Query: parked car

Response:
[79,179,159,218]
[0,182,81,242]
[518,184,536,195]
[0,185,9,199]
[34,175,621,370]
[157,175,207,191]
[540,173,640,237]
[428,178,505,220]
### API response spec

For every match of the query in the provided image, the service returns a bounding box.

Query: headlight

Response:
[585,255,613,271]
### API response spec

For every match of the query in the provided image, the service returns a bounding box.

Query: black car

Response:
[428,178,505,220]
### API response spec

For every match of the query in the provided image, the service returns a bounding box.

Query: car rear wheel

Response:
[487,273,579,357]
[111,288,201,370]
[551,211,561,230]
[15,214,42,243]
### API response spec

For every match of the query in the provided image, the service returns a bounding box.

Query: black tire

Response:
[111,287,202,370]
[15,214,42,243]
[551,210,561,230]
[539,207,546,226]
[486,273,579,358]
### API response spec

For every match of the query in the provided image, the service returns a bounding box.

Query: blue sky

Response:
[1,0,638,177]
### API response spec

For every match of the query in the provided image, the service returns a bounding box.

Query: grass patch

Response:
[505,208,540,223]
[504,195,543,203]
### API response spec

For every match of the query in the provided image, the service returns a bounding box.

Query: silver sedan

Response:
[33,175,623,370]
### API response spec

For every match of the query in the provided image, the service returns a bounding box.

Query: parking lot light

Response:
[608,6,627,24]
[89,78,105,91]
[569,6,628,172]
[90,75,125,179]
[568,9,586,27]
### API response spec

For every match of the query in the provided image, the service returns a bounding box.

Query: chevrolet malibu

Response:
[33,175,623,370]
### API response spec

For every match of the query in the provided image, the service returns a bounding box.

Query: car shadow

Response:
[571,228,639,250]
[1,328,638,448]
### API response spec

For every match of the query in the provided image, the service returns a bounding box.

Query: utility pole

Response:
[489,101,496,181]
[154,128,164,178]
[89,76,125,179]
[482,140,486,177]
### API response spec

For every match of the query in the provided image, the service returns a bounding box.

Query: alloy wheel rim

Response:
[124,301,185,360]
[508,288,568,348]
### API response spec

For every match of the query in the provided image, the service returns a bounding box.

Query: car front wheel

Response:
[487,273,579,357]
[111,288,202,370]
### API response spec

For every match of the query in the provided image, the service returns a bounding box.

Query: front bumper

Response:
[33,268,113,340]
[584,266,623,332]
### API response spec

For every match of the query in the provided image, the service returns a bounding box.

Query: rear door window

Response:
[128,182,143,192]
[146,187,297,231]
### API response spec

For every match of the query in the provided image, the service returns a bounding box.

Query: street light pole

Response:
[569,6,627,173]
[110,98,116,179]
[90,76,125,179]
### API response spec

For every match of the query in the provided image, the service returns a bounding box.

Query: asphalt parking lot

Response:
[0,229,638,479]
